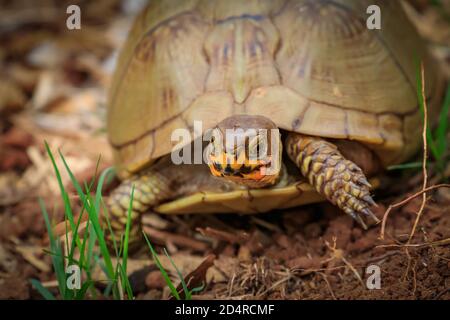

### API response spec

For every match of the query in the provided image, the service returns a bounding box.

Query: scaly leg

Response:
[286,133,379,228]
[106,169,172,249]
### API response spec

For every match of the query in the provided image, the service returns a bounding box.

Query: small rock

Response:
[237,245,252,262]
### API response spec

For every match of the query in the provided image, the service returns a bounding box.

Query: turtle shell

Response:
[108,0,446,179]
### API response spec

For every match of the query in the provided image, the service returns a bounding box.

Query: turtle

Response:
[106,0,446,248]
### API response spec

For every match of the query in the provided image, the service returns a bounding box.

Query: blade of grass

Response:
[75,280,94,300]
[415,63,440,162]
[58,151,115,279]
[119,185,134,300]
[82,158,102,296]
[57,150,121,298]
[77,156,101,273]
[30,279,56,300]
[121,185,133,275]
[117,263,133,300]
[71,180,97,275]
[44,142,82,259]
[163,248,191,300]
[435,84,450,157]
[39,198,68,298]
[101,200,119,258]
[191,284,205,293]
[388,162,423,170]
[95,168,120,257]
[143,232,180,300]
[94,167,114,215]
[85,191,120,298]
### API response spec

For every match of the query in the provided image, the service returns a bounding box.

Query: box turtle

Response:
[107,0,446,247]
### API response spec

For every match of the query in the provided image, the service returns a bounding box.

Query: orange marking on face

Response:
[209,164,222,177]
[242,170,264,180]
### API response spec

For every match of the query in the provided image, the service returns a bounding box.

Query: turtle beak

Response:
[205,121,282,188]
[207,148,281,188]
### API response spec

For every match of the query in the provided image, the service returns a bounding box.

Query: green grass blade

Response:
[95,167,120,257]
[58,152,115,280]
[163,248,191,300]
[57,149,121,298]
[75,280,94,300]
[39,198,67,298]
[95,167,115,214]
[30,279,56,300]
[387,162,423,171]
[44,142,82,258]
[82,157,102,291]
[78,155,101,268]
[191,284,205,293]
[415,61,439,160]
[435,84,450,157]
[119,185,134,300]
[143,233,180,300]
[122,185,133,276]
[101,200,119,258]
[117,263,133,300]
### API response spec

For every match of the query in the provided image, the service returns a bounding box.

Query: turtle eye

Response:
[209,129,224,155]
[248,135,267,161]
[248,141,259,161]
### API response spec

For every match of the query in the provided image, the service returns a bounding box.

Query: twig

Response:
[376,237,450,249]
[143,226,209,251]
[379,184,450,240]
[358,251,398,264]
[434,288,450,300]
[318,272,337,300]
[259,276,291,297]
[174,254,216,300]
[379,62,450,241]
[196,227,250,244]
[409,63,428,243]
[324,238,364,287]
[228,273,236,298]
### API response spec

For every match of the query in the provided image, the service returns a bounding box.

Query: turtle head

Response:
[206,115,282,188]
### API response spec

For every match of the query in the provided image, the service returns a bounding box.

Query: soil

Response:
[0,0,449,300]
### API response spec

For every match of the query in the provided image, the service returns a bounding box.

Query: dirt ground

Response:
[0,0,449,300]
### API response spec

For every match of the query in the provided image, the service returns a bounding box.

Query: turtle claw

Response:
[344,208,368,229]
[351,210,368,230]
[285,133,379,230]
[342,195,379,228]
[363,194,377,207]
[361,207,380,224]
[358,177,372,188]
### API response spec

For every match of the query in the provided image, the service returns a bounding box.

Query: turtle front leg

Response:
[286,133,379,228]
[106,169,172,250]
